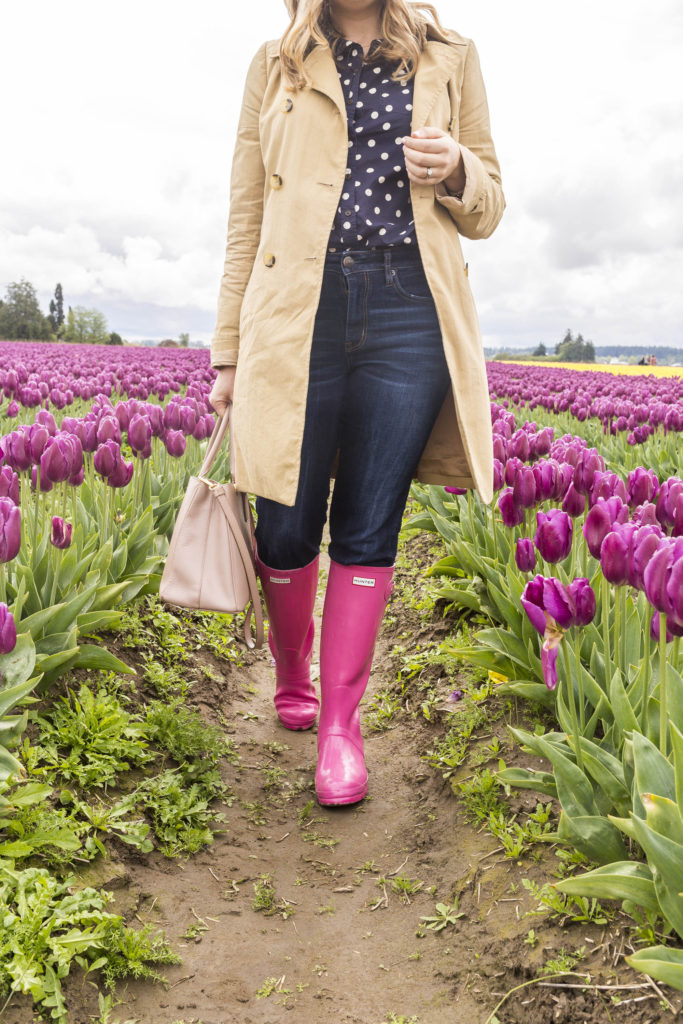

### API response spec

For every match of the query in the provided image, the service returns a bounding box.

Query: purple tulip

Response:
[542,577,576,628]
[632,502,659,527]
[6,400,19,417]
[444,486,468,495]
[28,424,50,462]
[492,458,504,492]
[629,525,664,590]
[541,639,561,691]
[512,466,536,509]
[515,538,536,573]
[108,456,134,488]
[0,467,20,506]
[574,448,605,495]
[535,509,573,563]
[128,413,153,457]
[566,578,596,626]
[51,516,73,549]
[504,457,524,488]
[93,440,120,479]
[498,488,525,528]
[35,409,57,436]
[628,467,659,509]
[583,498,628,559]
[600,526,632,586]
[590,471,628,507]
[40,437,71,484]
[0,603,17,654]
[656,478,683,532]
[643,539,683,627]
[163,430,187,458]
[562,482,586,518]
[96,416,122,445]
[521,574,548,634]
[0,498,21,562]
[3,430,32,472]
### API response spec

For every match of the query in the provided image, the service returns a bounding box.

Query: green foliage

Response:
[419,899,464,932]
[63,305,109,345]
[0,865,177,1023]
[144,698,237,769]
[130,768,227,858]
[32,684,152,789]
[0,278,51,340]
[252,874,276,914]
[555,329,595,363]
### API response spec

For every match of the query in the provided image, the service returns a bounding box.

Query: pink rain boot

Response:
[315,560,394,805]
[255,553,320,730]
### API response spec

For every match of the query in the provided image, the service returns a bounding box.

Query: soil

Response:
[8,534,683,1024]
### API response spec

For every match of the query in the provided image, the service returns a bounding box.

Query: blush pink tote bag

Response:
[159,405,264,648]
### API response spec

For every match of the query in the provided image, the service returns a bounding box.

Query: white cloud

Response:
[1,0,682,347]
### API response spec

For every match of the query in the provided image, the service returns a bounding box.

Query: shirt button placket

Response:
[346,47,363,248]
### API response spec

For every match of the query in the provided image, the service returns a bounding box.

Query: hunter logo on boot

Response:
[269,577,291,584]
[352,576,376,587]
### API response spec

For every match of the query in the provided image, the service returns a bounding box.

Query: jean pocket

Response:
[389,264,433,303]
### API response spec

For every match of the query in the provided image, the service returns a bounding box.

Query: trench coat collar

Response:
[265,30,464,130]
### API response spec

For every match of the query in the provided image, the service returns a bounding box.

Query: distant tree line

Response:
[531,329,595,363]
[0,279,126,345]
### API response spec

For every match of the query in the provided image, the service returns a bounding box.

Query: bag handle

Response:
[215,487,265,649]
[200,405,235,480]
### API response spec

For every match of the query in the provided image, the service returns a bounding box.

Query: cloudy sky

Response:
[2,0,682,350]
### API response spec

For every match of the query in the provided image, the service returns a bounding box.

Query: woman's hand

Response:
[209,366,237,417]
[402,128,466,193]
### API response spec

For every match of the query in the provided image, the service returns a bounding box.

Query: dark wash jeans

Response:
[254,245,451,570]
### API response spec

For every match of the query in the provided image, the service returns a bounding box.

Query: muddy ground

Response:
[9,531,683,1024]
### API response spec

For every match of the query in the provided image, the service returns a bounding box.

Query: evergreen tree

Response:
[532,342,547,357]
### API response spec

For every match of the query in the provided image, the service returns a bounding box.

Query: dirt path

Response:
[107,551,488,1024]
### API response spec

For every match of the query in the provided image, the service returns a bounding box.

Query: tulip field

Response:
[0,338,682,1020]
[410,359,683,995]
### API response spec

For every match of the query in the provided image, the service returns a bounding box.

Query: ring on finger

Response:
[426,166,433,179]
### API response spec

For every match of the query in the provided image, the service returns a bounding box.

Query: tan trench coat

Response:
[210,24,505,506]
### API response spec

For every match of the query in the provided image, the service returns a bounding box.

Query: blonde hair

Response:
[280,0,450,90]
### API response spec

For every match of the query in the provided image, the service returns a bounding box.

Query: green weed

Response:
[523,878,611,925]
[32,685,152,789]
[419,899,464,932]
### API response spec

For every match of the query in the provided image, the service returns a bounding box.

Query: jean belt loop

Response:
[383,248,392,286]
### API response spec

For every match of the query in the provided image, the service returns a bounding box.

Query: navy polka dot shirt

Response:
[326,36,416,252]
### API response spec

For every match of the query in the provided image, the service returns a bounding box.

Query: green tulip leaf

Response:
[0,633,36,690]
[626,945,683,991]
[632,730,675,802]
[557,811,628,865]
[554,860,658,915]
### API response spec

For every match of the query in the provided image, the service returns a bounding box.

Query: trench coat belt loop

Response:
[383,249,393,286]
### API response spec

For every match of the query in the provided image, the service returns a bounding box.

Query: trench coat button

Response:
[264,252,276,267]
[270,173,283,189]
[342,255,354,268]
[345,168,351,178]
[281,97,293,112]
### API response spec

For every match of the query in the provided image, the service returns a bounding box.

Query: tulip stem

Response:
[573,627,585,732]
[620,587,627,679]
[659,612,668,757]
[601,574,612,695]
[561,639,584,768]
[0,563,6,606]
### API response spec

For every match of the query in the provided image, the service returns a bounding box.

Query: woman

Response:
[208,0,504,806]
